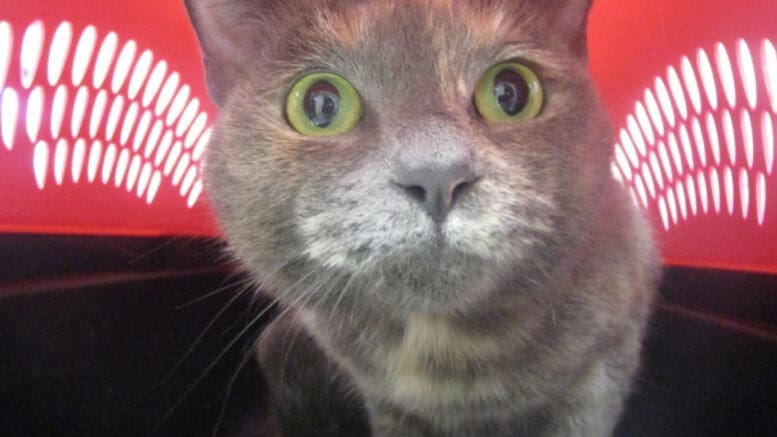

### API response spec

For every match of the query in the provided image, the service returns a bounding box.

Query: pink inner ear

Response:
[192,5,258,65]
[184,0,269,106]
[557,0,593,33]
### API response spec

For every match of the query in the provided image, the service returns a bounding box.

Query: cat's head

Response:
[185,0,611,316]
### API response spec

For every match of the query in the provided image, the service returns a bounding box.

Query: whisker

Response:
[175,275,254,310]
[128,237,178,264]
[327,271,358,334]
[276,270,340,384]
[277,297,314,386]
[136,282,251,402]
[220,281,265,335]
[211,336,263,437]
[253,265,323,350]
[152,297,274,434]
[153,259,316,432]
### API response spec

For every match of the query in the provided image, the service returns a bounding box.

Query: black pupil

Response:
[493,69,529,116]
[304,81,340,128]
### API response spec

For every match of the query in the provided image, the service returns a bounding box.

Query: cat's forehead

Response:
[275,1,565,99]
[300,0,545,52]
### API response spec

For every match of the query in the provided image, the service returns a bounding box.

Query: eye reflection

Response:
[304,81,340,128]
[494,69,529,116]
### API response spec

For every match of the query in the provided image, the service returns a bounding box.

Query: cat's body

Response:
[184,1,658,435]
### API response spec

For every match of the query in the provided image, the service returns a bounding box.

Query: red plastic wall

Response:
[0,0,775,273]
[0,0,218,236]
[590,0,777,273]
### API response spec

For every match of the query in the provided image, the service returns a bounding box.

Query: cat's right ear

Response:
[529,0,594,54]
[183,0,269,106]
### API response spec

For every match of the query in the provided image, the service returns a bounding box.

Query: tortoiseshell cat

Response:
[184,1,658,435]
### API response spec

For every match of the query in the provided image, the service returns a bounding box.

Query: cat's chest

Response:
[377,315,509,407]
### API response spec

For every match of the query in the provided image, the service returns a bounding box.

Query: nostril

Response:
[395,164,479,223]
[450,179,474,205]
[403,184,427,203]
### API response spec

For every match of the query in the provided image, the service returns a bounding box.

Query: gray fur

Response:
[183,0,659,435]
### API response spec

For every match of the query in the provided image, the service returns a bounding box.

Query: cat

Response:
[183,0,659,435]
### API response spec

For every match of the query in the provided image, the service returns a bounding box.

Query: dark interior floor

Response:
[1,235,776,436]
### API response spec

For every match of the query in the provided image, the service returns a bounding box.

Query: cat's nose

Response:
[396,164,478,223]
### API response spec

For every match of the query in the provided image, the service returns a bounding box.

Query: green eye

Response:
[474,62,543,123]
[286,72,362,136]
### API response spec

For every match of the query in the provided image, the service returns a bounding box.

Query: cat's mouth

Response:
[349,234,501,312]
[292,173,554,312]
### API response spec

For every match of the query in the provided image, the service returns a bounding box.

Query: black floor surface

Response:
[1,235,776,436]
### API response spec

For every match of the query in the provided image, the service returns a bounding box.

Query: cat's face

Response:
[186,0,609,315]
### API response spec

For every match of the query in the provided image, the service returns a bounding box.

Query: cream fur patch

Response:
[383,315,507,408]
